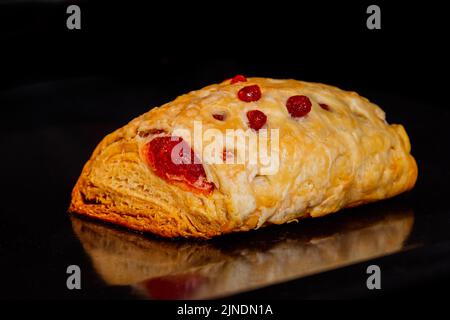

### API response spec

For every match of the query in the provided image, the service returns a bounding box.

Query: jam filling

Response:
[145,136,214,195]
[319,103,330,111]
[238,85,262,102]
[247,110,267,131]
[212,113,225,121]
[230,74,247,84]
[286,95,312,118]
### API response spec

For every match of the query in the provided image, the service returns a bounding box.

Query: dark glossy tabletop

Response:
[1,77,450,299]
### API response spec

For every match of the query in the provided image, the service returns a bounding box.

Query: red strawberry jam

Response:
[238,85,262,102]
[247,110,267,131]
[319,103,330,111]
[145,136,214,195]
[286,95,312,118]
[212,114,225,121]
[230,74,247,84]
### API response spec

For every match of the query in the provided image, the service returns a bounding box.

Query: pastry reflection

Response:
[71,202,414,299]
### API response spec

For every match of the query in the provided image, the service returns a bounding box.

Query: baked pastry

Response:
[69,76,417,238]
[71,205,414,299]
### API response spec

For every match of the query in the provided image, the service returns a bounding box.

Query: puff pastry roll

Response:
[69,77,417,238]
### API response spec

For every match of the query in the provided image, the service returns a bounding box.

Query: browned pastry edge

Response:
[69,176,415,239]
[70,179,231,239]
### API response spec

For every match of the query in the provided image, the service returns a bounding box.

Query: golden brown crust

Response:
[69,78,418,238]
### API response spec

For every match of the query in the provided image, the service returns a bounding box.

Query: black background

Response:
[1,0,450,301]
[1,1,448,135]
[1,1,448,101]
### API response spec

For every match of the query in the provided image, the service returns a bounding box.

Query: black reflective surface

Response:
[71,201,414,299]
[1,77,450,299]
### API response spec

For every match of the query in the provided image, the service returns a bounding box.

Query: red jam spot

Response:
[222,149,235,162]
[319,103,330,111]
[238,85,261,102]
[286,95,312,118]
[212,114,225,121]
[145,136,214,195]
[222,150,228,162]
[247,110,267,131]
[230,74,247,84]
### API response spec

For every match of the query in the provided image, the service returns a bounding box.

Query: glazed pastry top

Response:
[124,77,417,227]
